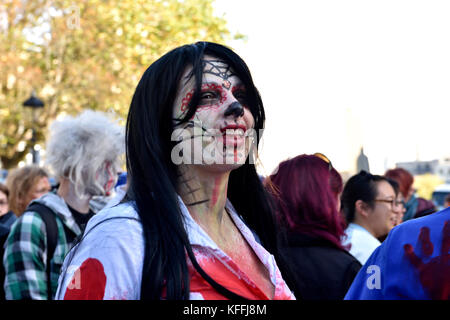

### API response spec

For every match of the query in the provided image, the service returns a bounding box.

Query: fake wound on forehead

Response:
[202,59,236,80]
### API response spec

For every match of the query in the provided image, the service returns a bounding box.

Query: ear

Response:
[355,199,371,218]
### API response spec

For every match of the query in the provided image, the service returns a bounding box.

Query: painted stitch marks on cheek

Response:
[64,258,107,300]
[403,221,450,300]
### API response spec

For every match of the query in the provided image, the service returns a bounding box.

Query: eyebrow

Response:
[201,81,220,87]
[197,81,224,90]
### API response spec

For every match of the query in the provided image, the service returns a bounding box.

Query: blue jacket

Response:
[344,207,449,300]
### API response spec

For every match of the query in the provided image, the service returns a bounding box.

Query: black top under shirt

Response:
[67,205,95,232]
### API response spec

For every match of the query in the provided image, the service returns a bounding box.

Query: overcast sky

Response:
[214,0,450,176]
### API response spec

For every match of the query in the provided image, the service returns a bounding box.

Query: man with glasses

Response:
[341,171,401,265]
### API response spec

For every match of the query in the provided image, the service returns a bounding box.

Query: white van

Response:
[431,184,450,211]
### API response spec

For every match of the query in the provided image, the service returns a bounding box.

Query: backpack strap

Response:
[26,203,58,300]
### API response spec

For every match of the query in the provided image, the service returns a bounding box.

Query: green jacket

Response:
[3,192,83,300]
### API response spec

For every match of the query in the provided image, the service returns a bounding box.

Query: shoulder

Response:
[7,211,47,240]
[32,192,66,212]
[345,224,380,250]
[287,244,361,271]
[389,207,448,242]
[381,208,449,261]
[85,201,141,231]
[345,208,450,299]
[74,202,143,254]
[56,202,144,300]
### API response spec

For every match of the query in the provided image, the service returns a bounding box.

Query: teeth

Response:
[222,129,245,136]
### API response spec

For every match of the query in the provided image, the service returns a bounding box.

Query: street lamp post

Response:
[23,91,44,164]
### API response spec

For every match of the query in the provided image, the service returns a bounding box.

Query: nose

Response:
[392,202,401,214]
[224,101,244,118]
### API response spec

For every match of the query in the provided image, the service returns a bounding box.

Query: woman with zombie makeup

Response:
[55,42,295,300]
[3,110,124,300]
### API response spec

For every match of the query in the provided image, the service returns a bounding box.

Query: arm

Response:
[3,212,49,300]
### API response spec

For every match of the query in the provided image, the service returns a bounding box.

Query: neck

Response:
[57,178,92,214]
[353,216,377,238]
[177,164,230,235]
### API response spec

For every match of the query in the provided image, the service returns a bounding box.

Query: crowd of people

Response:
[0,42,448,300]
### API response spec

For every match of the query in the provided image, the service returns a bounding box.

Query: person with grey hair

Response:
[3,110,124,300]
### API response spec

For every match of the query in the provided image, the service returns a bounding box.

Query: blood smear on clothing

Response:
[64,258,107,300]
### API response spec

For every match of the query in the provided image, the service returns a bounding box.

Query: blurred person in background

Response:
[377,179,406,243]
[89,171,128,212]
[444,194,450,208]
[266,154,361,300]
[384,168,436,221]
[3,110,124,300]
[0,183,16,230]
[341,171,401,265]
[385,179,406,227]
[5,165,51,216]
[0,183,15,300]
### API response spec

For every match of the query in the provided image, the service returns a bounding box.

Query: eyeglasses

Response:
[375,198,404,209]
[313,152,333,171]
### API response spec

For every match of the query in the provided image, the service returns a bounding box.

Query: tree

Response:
[0,0,239,169]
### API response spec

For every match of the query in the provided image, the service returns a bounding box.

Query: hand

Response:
[403,220,449,300]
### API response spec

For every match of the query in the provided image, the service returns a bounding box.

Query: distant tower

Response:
[357,147,370,173]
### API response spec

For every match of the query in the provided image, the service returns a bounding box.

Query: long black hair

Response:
[125,41,294,299]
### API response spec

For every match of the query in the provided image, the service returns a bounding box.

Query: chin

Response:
[197,161,245,174]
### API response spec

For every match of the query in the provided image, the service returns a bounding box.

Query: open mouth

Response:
[220,124,247,149]
[220,124,247,136]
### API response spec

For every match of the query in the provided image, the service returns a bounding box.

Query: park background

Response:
[1,0,449,199]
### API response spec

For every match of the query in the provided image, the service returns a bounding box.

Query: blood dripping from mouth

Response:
[403,220,450,300]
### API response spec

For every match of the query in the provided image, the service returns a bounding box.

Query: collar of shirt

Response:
[176,195,289,297]
[347,223,380,243]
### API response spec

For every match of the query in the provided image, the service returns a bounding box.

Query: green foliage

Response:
[0,0,236,168]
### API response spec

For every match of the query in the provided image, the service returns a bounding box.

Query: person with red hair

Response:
[384,168,436,221]
[266,154,361,300]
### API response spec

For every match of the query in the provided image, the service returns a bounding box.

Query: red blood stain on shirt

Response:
[403,221,450,300]
[64,258,107,300]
